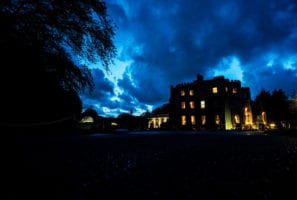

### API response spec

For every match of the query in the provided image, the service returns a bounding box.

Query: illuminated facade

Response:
[169,74,253,130]
[148,113,169,129]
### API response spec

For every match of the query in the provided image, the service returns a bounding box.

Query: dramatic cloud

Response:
[80,0,297,117]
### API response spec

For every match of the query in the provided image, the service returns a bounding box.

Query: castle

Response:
[168,74,253,130]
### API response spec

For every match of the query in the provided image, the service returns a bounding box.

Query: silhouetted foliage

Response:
[116,113,147,130]
[82,107,99,120]
[253,88,291,126]
[270,89,290,122]
[1,0,116,92]
[253,88,272,119]
[0,1,116,130]
[152,103,171,114]
[117,113,134,130]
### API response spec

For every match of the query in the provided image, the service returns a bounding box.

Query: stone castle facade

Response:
[169,74,253,130]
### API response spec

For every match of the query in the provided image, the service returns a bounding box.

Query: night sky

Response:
[80,0,297,117]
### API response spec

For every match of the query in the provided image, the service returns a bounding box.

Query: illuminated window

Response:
[191,115,196,125]
[261,111,267,124]
[181,115,187,125]
[225,87,228,92]
[215,114,220,125]
[200,100,205,109]
[201,115,206,125]
[212,87,218,93]
[181,101,186,109]
[234,114,240,124]
[232,88,237,94]
[81,116,94,123]
[189,90,194,96]
[189,101,195,109]
[244,107,253,125]
[181,90,185,96]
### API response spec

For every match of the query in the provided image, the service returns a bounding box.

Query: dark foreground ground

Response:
[14,130,297,199]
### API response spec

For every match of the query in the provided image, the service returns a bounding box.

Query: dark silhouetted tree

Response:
[253,89,272,122]
[82,107,99,120]
[253,88,291,126]
[0,1,116,130]
[117,113,133,130]
[288,91,297,128]
[0,0,116,72]
[270,89,289,123]
[152,103,171,114]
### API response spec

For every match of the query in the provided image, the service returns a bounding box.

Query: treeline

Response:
[79,109,150,133]
[252,88,297,128]
[79,104,172,133]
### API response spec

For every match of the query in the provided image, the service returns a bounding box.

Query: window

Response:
[225,87,228,92]
[232,88,237,94]
[181,115,186,125]
[212,87,218,94]
[234,114,240,124]
[189,101,195,109]
[200,100,205,109]
[189,90,194,96]
[181,90,185,96]
[215,114,220,125]
[201,115,206,125]
[181,101,186,109]
[261,112,267,124]
[244,107,252,125]
[191,115,196,125]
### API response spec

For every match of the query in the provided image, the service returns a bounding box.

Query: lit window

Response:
[234,114,240,124]
[181,90,185,96]
[244,107,252,125]
[232,88,237,94]
[181,115,186,125]
[212,87,218,93]
[189,90,194,96]
[181,101,186,109]
[215,114,220,125]
[189,101,195,109]
[200,100,205,109]
[191,115,196,125]
[201,115,206,125]
[225,87,228,92]
[261,111,267,124]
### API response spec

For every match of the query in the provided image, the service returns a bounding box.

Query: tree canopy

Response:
[0,0,116,92]
[253,88,290,124]
[0,1,116,126]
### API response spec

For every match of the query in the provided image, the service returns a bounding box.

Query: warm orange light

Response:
[191,115,196,125]
[111,122,118,126]
[201,115,206,125]
[181,101,186,109]
[190,101,195,109]
[181,115,187,125]
[269,123,276,129]
[234,114,240,123]
[232,88,237,94]
[215,114,220,125]
[244,106,253,125]
[181,90,185,96]
[212,87,218,93]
